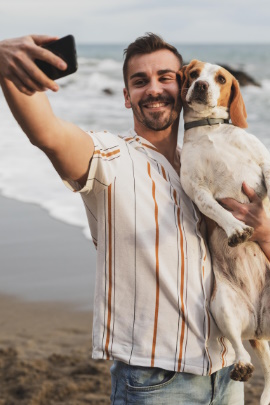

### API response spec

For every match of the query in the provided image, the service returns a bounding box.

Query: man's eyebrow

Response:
[129,72,147,80]
[157,69,177,75]
[129,69,177,81]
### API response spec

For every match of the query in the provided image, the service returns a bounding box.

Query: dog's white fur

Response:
[180,60,270,405]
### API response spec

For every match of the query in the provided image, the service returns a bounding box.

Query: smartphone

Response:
[35,35,78,80]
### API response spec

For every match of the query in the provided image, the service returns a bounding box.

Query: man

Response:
[0,33,269,404]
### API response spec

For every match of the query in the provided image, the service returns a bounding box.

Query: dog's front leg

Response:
[187,185,253,246]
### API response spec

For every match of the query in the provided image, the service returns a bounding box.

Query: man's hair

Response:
[123,33,183,88]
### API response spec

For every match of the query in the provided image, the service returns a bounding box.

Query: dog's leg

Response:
[186,185,253,246]
[250,340,270,405]
[211,279,254,381]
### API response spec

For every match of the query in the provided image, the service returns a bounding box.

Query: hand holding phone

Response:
[35,35,78,80]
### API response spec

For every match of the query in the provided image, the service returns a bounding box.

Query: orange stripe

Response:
[123,136,160,153]
[205,308,212,374]
[142,143,159,152]
[123,136,161,154]
[124,136,141,143]
[173,190,186,371]
[147,162,160,367]
[202,252,207,278]
[94,149,120,158]
[105,184,113,359]
[220,337,227,367]
[161,165,167,181]
[174,190,186,372]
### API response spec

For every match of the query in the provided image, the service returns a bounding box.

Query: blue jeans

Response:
[110,361,244,404]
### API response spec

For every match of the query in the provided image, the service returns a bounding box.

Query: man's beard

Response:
[131,94,181,131]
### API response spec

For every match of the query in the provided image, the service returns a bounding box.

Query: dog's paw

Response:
[230,361,254,382]
[228,226,254,247]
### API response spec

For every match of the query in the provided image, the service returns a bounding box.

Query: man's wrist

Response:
[258,240,270,248]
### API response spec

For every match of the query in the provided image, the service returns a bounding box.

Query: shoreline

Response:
[0,193,97,309]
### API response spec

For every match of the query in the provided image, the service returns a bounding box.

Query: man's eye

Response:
[160,76,173,82]
[134,80,146,87]
[190,71,199,79]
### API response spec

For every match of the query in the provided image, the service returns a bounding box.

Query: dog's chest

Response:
[181,127,266,201]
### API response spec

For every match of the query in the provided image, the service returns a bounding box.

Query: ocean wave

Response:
[261,79,270,91]
[77,57,122,71]
[97,59,122,71]
[84,72,121,91]
[241,81,270,96]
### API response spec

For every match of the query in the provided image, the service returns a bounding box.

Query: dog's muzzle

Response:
[189,80,209,104]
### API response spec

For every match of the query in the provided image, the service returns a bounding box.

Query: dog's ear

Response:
[179,65,188,102]
[230,78,248,128]
[180,60,200,103]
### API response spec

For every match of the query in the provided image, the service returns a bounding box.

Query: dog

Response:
[179,60,270,405]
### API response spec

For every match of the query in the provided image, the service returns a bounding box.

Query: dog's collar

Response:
[184,118,230,131]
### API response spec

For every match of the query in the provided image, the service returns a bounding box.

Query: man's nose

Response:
[145,79,162,96]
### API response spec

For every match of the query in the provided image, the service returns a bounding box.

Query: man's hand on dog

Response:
[220,182,270,245]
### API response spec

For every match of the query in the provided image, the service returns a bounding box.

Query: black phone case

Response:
[35,35,78,80]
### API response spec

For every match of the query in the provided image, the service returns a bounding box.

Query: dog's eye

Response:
[190,71,199,79]
[218,75,226,84]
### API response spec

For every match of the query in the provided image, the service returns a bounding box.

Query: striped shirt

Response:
[64,128,235,375]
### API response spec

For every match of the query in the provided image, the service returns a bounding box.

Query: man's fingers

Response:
[15,66,48,93]
[218,198,240,211]
[0,35,66,92]
[9,74,36,96]
[32,46,67,70]
[31,35,59,46]
[242,181,261,203]
[17,57,59,92]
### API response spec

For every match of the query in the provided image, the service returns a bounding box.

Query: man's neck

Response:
[134,120,180,173]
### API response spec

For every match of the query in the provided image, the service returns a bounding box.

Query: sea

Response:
[0,43,269,304]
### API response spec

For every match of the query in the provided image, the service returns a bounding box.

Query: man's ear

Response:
[123,88,131,109]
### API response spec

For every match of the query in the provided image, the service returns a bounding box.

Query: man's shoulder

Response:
[86,129,141,146]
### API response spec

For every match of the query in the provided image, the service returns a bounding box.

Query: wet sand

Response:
[0,294,112,405]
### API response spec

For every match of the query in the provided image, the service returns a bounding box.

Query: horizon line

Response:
[77,41,270,46]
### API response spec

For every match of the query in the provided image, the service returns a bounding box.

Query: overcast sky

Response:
[1,0,269,45]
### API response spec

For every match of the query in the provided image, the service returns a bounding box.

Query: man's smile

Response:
[140,95,174,113]
[142,102,170,110]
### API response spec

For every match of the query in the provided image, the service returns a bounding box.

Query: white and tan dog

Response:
[180,60,270,405]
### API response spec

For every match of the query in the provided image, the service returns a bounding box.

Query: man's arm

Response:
[0,35,94,186]
[220,182,270,261]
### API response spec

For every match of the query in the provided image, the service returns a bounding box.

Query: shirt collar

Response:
[126,129,181,183]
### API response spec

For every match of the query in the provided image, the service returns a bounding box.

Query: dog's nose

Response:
[194,80,209,92]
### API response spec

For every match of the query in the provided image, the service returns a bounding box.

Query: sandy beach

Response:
[0,294,112,405]
[0,194,266,404]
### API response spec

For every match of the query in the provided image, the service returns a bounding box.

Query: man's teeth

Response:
[145,102,167,108]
